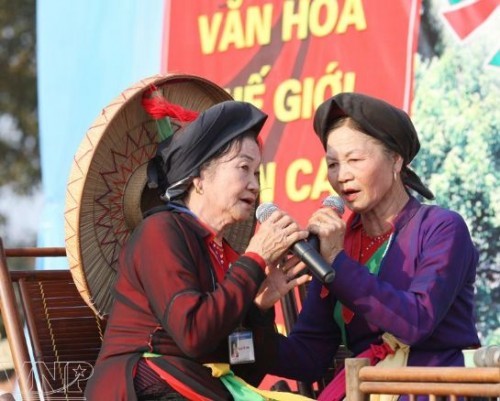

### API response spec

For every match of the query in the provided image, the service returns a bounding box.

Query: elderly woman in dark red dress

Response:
[85,100,311,401]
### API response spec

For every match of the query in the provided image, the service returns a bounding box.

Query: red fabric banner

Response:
[164,0,422,226]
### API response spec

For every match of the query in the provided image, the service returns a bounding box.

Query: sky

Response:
[0,186,43,247]
[0,114,43,247]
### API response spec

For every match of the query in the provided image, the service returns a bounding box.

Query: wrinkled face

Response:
[198,136,261,226]
[325,124,401,214]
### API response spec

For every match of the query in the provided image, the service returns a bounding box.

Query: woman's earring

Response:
[195,186,203,195]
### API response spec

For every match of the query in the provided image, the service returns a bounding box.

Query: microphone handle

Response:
[292,241,335,284]
[307,234,319,251]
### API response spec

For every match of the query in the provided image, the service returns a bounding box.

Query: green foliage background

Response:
[412,4,500,344]
[0,0,39,194]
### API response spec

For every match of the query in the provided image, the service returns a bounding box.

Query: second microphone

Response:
[255,203,336,284]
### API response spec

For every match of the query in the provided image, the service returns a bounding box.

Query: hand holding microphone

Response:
[249,208,311,310]
[246,206,309,268]
[256,197,344,284]
[306,195,345,251]
[306,195,346,267]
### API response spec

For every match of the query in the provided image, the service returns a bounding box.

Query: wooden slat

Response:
[360,366,500,383]
[5,247,66,258]
[360,382,500,397]
[1,242,105,400]
[0,240,36,401]
[346,358,500,399]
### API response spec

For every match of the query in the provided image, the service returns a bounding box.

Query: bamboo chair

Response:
[345,357,500,401]
[0,238,106,401]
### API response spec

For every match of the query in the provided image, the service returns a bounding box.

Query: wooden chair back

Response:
[345,357,500,400]
[0,239,106,401]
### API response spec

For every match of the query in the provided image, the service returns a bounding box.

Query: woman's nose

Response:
[337,163,353,183]
[249,175,260,192]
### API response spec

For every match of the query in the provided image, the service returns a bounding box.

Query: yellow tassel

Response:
[204,363,315,401]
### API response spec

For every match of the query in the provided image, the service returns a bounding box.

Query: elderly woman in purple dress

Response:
[267,93,481,400]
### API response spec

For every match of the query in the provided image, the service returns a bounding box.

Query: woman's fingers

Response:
[288,260,308,277]
[278,257,310,283]
[248,207,317,267]
[280,257,306,274]
[286,273,311,288]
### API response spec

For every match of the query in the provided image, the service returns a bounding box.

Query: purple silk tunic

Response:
[269,196,481,383]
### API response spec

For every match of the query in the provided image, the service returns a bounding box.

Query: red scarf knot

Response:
[369,341,395,362]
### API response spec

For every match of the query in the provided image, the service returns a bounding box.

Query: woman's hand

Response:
[254,255,310,310]
[307,207,346,264]
[246,209,309,266]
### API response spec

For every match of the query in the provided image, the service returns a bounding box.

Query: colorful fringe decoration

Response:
[142,84,199,141]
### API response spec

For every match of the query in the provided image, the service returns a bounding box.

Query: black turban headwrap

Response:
[147,100,268,201]
[313,92,434,200]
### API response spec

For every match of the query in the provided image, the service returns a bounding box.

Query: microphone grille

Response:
[323,195,345,215]
[256,202,279,223]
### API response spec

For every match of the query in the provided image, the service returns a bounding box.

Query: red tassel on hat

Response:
[142,85,199,122]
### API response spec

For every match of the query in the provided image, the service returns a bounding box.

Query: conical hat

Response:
[64,74,257,318]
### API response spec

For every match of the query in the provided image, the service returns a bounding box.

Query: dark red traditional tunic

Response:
[85,209,276,400]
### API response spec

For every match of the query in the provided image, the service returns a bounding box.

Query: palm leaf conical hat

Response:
[64,74,258,318]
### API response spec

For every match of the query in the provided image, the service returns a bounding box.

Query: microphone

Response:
[255,202,336,284]
[322,195,345,215]
[307,195,345,251]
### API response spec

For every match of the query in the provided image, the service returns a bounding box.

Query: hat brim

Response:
[64,74,257,318]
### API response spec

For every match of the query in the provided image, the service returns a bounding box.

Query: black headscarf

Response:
[313,92,434,200]
[147,100,267,201]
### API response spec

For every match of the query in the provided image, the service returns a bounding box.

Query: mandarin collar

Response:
[347,196,422,234]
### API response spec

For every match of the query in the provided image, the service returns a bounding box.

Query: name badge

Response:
[228,330,255,365]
